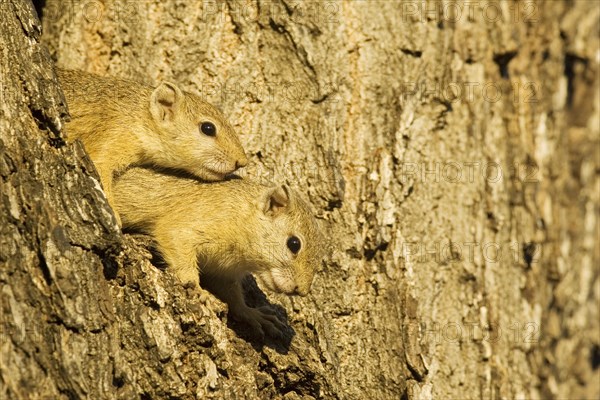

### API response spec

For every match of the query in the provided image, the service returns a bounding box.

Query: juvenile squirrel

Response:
[57,68,247,225]
[112,167,324,338]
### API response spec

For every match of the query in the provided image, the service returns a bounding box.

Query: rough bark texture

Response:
[1,0,599,399]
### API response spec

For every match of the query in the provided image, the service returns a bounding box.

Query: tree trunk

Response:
[1,0,598,398]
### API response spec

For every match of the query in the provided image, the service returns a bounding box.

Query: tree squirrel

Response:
[112,167,324,338]
[57,68,248,225]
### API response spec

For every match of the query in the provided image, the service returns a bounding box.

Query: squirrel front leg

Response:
[156,231,201,287]
[202,274,286,339]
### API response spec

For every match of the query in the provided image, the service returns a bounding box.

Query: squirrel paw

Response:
[238,306,286,339]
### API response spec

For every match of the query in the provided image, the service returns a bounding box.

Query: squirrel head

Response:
[148,82,247,181]
[251,184,324,297]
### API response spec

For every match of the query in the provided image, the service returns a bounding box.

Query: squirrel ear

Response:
[150,82,182,122]
[265,185,290,217]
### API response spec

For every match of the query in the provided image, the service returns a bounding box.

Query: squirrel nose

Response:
[294,285,309,297]
[236,156,248,169]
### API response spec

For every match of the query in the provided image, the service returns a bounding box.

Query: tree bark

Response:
[1,0,598,399]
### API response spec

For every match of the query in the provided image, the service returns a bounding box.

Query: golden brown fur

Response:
[113,167,324,337]
[57,68,247,225]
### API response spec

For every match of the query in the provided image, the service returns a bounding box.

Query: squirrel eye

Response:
[200,121,216,136]
[286,236,301,254]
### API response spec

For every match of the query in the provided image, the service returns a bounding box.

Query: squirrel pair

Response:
[58,69,323,338]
